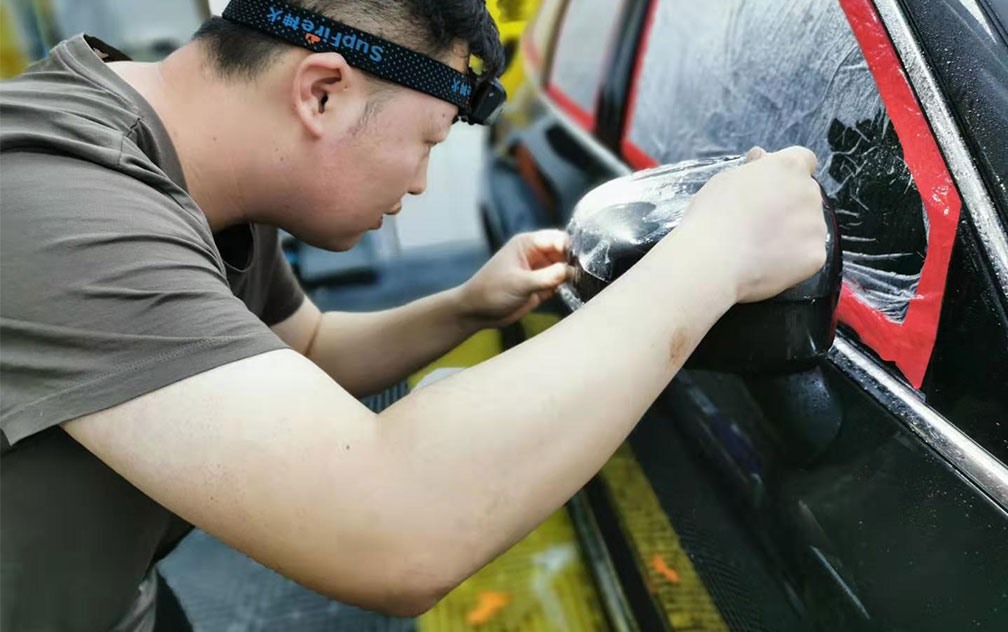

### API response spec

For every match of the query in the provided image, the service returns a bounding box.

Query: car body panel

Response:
[485,2,1008,627]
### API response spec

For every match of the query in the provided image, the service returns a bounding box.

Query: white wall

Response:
[393,123,488,254]
[50,0,203,53]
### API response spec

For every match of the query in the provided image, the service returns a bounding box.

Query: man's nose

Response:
[408,163,428,196]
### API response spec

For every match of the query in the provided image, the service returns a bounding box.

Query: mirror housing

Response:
[564,157,842,374]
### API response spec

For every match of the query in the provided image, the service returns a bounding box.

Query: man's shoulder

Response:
[1,49,139,161]
[1,152,211,246]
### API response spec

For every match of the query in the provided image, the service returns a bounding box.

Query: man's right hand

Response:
[675,146,828,304]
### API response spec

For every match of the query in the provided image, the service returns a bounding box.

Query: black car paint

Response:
[483,0,1008,629]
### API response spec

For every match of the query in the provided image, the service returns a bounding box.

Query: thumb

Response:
[524,261,571,292]
[743,146,767,163]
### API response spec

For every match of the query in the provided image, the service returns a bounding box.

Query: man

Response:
[0,0,827,629]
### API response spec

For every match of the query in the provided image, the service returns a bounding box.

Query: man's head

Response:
[192,1,504,250]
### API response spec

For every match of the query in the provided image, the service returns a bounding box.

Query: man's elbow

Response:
[375,585,446,618]
[382,559,462,617]
[316,555,460,618]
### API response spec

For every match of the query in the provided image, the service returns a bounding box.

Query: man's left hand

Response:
[457,230,573,330]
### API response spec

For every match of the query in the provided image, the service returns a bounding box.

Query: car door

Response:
[615,0,1008,629]
[490,0,1008,626]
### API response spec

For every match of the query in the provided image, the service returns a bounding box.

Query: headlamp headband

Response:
[221,0,505,124]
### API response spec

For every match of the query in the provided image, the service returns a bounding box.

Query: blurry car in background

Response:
[487,0,541,101]
[1,0,209,64]
[483,0,1008,629]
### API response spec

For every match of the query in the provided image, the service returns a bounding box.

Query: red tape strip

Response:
[546,84,596,131]
[838,0,961,388]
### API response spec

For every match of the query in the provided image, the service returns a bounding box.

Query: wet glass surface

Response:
[548,0,625,121]
[625,0,928,322]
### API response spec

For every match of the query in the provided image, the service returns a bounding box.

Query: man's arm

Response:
[271,289,475,397]
[63,148,826,616]
[271,231,571,397]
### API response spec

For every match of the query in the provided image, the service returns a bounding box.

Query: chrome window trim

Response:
[873,0,1008,299]
[831,336,1008,511]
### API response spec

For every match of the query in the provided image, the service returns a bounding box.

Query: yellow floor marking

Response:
[417,509,609,632]
[408,329,504,388]
[599,445,729,631]
[466,591,513,625]
[520,313,562,339]
[414,315,607,631]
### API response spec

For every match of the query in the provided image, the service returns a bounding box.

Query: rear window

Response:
[546,0,625,130]
[620,0,963,388]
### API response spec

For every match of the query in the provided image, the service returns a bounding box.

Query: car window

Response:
[546,0,625,130]
[922,221,1008,464]
[620,0,963,388]
[523,0,567,75]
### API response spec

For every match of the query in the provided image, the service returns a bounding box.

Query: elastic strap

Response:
[222,0,475,109]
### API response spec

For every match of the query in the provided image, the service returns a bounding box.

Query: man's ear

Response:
[292,52,358,138]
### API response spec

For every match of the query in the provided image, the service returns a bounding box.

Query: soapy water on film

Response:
[600,0,932,323]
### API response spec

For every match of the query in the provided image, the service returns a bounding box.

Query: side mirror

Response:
[563,156,842,374]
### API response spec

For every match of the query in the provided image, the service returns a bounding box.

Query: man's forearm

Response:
[305,288,480,397]
[376,227,737,587]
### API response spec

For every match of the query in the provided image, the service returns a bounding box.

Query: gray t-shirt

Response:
[1,35,305,630]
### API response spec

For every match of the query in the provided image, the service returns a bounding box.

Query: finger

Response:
[530,229,571,256]
[773,146,818,174]
[525,261,570,292]
[743,146,766,163]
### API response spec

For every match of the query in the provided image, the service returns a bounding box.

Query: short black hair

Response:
[194,0,504,82]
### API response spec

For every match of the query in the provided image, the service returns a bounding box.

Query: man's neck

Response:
[107,44,260,232]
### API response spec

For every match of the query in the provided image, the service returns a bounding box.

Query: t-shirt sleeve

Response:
[0,153,289,446]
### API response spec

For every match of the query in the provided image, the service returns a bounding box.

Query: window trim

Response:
[830,336,1008,512]
[521,0,565,80]
[535,87,632,178]
[618,0,657,171]
[874,0,1008,311]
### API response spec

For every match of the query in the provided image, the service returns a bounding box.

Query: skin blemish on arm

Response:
[667,329,689,369]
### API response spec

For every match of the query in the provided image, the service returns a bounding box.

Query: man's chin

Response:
[295,232,363,252]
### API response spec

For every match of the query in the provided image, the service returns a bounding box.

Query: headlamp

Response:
[463,75,506,125]
[221,0,506,125]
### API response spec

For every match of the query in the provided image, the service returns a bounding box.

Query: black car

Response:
[482,0,1008,630]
